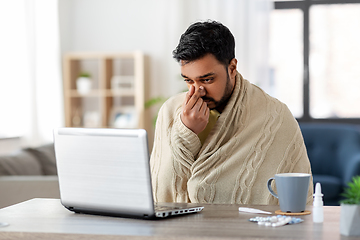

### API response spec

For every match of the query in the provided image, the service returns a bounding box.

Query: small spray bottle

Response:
[313,182,324,223]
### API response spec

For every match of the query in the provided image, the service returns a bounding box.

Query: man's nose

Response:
[194,84,206,96]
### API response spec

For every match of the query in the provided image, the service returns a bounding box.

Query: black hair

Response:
[172,20,235,66]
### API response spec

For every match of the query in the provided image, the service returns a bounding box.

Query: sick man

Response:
[150,20,313,204]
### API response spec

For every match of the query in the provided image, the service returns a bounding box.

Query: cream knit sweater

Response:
[150,72,313,205]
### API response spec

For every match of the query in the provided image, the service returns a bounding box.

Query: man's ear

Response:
[228,58,237,78]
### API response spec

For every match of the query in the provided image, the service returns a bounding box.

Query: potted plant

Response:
[76,72,92,95]
[145,96,167,128]
[340,175,360,236]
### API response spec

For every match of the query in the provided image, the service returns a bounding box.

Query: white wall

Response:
[59,0,186,99]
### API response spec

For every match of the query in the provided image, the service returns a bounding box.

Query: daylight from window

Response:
[269,9,303,118]
[309,4,360,118]
[270,3,360,119]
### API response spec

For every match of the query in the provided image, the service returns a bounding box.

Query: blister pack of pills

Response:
[249,215,304,227]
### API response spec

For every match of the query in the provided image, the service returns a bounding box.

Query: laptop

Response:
[53,127,203,219]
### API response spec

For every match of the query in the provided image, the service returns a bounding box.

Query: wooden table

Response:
[0,198,357,240]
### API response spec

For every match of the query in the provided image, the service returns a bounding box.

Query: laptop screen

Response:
[53,128,154,216]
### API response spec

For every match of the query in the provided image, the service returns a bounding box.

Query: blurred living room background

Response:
[1,0,360,207]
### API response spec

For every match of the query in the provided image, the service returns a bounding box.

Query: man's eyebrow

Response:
[181,72,215,79]
[181,73,188,79]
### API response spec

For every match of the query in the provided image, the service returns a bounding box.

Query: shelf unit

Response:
[63,51,145,129]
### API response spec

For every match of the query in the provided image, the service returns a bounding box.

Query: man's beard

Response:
[202,72,233,110]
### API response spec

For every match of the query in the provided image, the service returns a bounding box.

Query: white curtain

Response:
[0,0,63,147]
[174,0,273,88]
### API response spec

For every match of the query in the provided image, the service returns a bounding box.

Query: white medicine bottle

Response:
[313,182,324,223]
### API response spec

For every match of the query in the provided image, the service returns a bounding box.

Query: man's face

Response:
[180,54,237,112]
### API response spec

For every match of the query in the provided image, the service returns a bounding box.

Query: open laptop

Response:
[53,127,203,219]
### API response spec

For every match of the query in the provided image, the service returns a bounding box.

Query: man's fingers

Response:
[192,96,204,112]
[185,85,195,105]
[200,100,209,115]
[181,86,209,135]
[204,106,210,119]
[192,86,205,100]
[186,86,206,109]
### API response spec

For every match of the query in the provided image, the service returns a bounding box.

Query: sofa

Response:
[299,123,360,206]
[0,143,60,208]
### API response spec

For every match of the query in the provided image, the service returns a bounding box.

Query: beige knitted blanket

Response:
[150,72,313,204]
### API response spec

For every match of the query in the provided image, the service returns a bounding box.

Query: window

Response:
[271,0,360,123]
[269,9,303,117]
[0,0,62,146]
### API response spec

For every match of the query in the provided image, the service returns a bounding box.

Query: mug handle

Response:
[267,177,278,198]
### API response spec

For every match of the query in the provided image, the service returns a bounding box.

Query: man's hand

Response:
[180,85,210,134]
